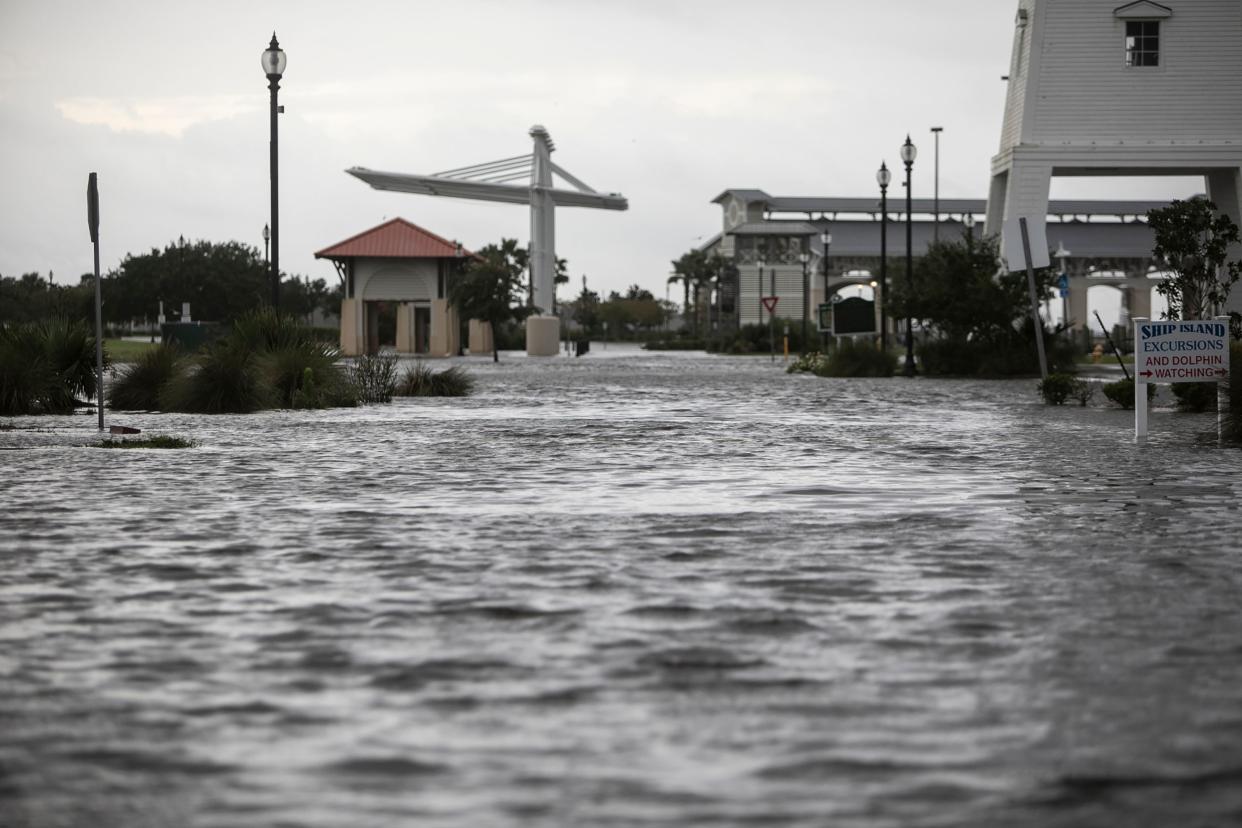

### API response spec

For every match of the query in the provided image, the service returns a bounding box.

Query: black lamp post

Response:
[900,135,917,377]
[798,250,810,355]
[930,126,943,242]
[876,162,891,354]
[262,223,270,263]
[262,33,286,311]
[756,256,765,329]
[819,231,832,350]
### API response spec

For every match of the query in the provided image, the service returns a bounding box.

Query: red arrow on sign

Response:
[761,296,779,313]
[1139,370,1153,377]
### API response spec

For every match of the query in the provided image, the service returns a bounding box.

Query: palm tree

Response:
[667,271,691,332]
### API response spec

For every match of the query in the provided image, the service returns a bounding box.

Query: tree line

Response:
[1,238,338,328]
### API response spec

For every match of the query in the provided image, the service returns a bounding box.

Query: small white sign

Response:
[1002,217,1050,272]
[1135,320,1230,384]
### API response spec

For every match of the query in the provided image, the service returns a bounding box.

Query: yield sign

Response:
[761,296,779,313]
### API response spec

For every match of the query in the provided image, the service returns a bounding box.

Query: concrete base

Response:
[525,315,560,356]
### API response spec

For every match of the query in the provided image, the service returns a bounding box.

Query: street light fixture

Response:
[262,33,286,310]
[262,223,270,263]
[876,162,891,354]
[798,250,810,355]
[900,135,917,377]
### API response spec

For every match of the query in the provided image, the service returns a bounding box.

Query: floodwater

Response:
[2,348,1241,828]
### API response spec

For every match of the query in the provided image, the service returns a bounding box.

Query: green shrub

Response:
[1171,381,1217,412]
[820,339,896,377]
[396,362,475,397]
[94,436,195,449]
[160,340,273,414]
[786,351,826,375]
[108,344,182,411]
[919,331,1076,377]
[1039,372,1089,406]
[1102,377,1155,409]
[0,318,100,415]
[40,318,99,408]
[349,352,399,404]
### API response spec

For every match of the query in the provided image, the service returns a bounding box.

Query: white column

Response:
[529,128,555,315]
[1206,168,1242,317]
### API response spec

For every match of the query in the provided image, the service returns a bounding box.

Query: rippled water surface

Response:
[3,350,1242,828]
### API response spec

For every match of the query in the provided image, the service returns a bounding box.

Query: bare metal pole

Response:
[930,127,943,243]
[87,173,104,432]
[1019,217,1049,379]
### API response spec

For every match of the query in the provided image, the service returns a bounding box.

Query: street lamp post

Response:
[768,260,776,362]
[876,163,891,354]
[900,135,917,377]
[262,33,286,311]
[930,127,943,242]
[819,231,832,351]
[798,250,810,356]
[262,223,270,263]
[756,256,765,330]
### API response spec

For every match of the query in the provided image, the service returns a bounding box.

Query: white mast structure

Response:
[347,126,627,355]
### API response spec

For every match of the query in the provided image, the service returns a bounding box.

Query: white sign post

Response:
[1133,316,1231,443]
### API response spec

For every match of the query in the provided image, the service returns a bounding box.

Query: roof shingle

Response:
[314,218,472,260]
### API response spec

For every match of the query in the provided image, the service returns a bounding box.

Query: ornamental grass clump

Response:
[158,310,360,413]
[396,362,475,397]
[108,344,182,411]
[160,339,273,414]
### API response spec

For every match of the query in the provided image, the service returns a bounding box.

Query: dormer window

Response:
[1115,1,1171,68]
[1125,20,1160,66]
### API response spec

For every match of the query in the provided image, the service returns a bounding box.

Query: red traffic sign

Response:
[761,296,779,313]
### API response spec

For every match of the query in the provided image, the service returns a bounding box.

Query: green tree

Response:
[889,230,1055,342]
[1147,197,1241,325]
[570,286,601,335]
[448,240,530,362]
[105,238,269,325]
[0,272,93,324]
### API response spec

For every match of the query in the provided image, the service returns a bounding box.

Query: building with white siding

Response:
[985,0,1242,317]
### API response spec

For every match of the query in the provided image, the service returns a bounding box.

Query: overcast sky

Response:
[0,0,1200,305]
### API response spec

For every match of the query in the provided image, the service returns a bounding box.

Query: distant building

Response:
[986,0,1242,317]
[315,218,492,357]
[699,190,1176,335]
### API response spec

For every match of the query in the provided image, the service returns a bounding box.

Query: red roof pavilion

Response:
[314,218,474,261]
